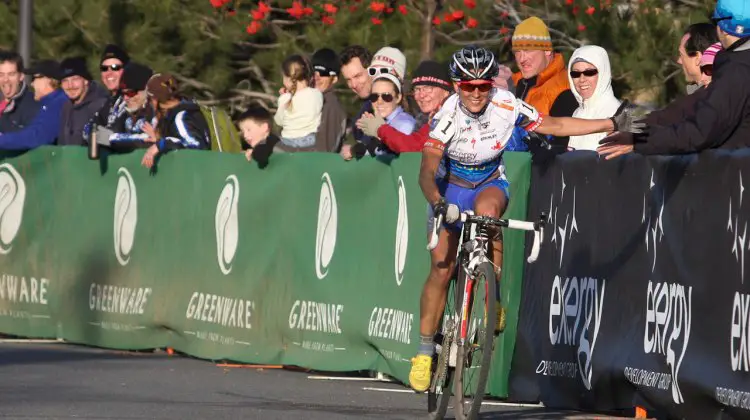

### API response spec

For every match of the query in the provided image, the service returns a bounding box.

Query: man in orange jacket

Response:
[511,16,578,148]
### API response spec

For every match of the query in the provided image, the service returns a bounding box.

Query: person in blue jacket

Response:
[0,60,67,151]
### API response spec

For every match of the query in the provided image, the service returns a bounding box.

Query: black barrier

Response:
[508,151,750,420]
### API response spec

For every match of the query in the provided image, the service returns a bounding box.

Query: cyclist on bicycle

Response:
[409,45,641,392]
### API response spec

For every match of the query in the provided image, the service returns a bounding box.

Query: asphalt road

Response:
[0,342,629,420]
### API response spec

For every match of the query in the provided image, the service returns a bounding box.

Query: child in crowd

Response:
[274,54,323,150]
[237,105,281,167]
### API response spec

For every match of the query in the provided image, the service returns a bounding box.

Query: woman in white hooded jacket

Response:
[567,45,622,151]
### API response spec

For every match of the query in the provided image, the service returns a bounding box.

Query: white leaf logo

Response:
[216,175,240,275]
[315,173,338,279]
[113,167,137,266]
[0,163,26,255]
[395,176,409,286]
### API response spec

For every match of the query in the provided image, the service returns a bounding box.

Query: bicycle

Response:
[425,209,546,420]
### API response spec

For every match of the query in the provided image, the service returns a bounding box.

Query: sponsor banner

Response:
[509,152,750,419]
[0,147,532,396]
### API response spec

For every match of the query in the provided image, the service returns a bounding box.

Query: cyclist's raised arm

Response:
[535,116,614,137]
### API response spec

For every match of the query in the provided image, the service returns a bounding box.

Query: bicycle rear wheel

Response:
[452,261,497,420]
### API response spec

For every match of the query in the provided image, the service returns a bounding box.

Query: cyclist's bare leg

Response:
[419,226,460,338]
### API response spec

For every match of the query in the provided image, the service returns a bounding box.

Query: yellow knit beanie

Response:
[512,16,553,52]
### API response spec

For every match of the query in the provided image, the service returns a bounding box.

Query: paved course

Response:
[0,342,632,419]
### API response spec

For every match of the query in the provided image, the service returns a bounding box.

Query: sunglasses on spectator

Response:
[457,81,492,93]
[570,69,599,78]
[100,64,123,72]
[315,69,334,77]
[122,89,139,98]
[368,67,394,77]
[368,92,395,103]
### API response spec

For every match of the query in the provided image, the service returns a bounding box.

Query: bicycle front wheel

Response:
[452,261,497,420]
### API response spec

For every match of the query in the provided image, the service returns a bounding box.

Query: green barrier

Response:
[0,147,529,397]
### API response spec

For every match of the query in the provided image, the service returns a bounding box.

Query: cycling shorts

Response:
[428,177,511,233]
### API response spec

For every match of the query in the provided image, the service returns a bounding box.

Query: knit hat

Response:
[100,44,130,65]
[368,47,407,80]
[714,0,750,38]
[372,73,402,94]
[512,16,553,52]
[24,60,63,80]
[700,42,723,67]
[146,73,179,102]
[312,48,340,76]
[411,60,452,91]
[60,56,93,81]
[121,62,154,92]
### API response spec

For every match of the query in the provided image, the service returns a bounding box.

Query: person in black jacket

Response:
[58,57,109,146]
[598,0,750,158]
[0,50,40,133]
[140,73,210,169]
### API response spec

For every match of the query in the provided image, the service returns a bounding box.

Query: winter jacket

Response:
[634,37,750,154]
[58,82,109,146]
[566,46,623,151]
[0,89,67,150]
[512,54,578,118]
[315,90,347,152]
[154,101,211,153]
[0,81,40,134]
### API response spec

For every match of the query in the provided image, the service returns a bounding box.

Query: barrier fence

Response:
[0,147,531,398]
[509,151,750,419]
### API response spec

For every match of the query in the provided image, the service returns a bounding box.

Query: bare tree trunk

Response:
[420,0,437,60]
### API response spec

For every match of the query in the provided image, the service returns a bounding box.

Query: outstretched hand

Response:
[356,112,386,137]
[597,132,634,160]
[610,101,648,134]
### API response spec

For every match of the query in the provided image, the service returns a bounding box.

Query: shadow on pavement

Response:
[0,343,164,366]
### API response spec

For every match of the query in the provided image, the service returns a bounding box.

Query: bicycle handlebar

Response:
[427,211,547,264]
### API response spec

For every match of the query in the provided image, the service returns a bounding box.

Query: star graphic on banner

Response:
[728,172,747,283]
[548,173,578,268]
[644,170,665,272]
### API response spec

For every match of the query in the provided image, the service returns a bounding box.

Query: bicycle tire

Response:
[427,259,465,419]
[452,261,497,420]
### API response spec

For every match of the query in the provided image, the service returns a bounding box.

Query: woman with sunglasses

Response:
[355,72,416,156]
[566,45,623,151]
[409,45,644,393]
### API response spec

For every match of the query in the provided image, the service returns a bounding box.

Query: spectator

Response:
[311,48,347,153]
[58,57,109,146]
[566,46,622,151]
[87,62,157,152]
[273,54,322,151]
[357,60,451,153]
[598,0,750,157]
[677,23,720,94]
[339,45,373,160]
[355,72,416,158]
[511,16,578,150]
[93,44,130,131]
[140,73,210,168]
[0,60,66,150]
[237,105,281,168]
[699,42,723,81]
[100,44,129,96]
[350,46,408,159]
[0,50,40,133]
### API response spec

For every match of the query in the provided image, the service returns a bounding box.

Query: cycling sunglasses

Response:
[570,69,599,78]
[457,81,492,93]
[368,92,395,103]
[100,64,124,72]
[122,89,139,98]
[710,15,732,25]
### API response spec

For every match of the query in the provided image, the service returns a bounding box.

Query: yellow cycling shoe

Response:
[409,354,433,393]
[495,304,506,334]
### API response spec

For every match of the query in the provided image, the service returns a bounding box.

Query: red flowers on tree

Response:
[398,4,408,15]
[463,0,476,9]
[370,1,386,13]
[323,3,338,14]
[210,0,230,8]
[467,17,478,28]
